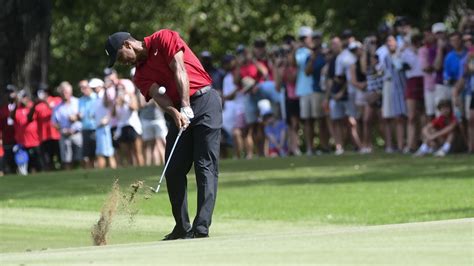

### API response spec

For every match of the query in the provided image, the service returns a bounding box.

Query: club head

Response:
[149,186,157,193]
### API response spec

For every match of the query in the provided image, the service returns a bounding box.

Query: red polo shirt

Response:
[431,114,456,130]
[13,104,40,148]
[134,29,212,106]
[35,99,61,142]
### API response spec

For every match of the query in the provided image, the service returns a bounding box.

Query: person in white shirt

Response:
[401,34,425,153]
[114,83,144,166]
[89,78,117,169]
[222,55,246,158]
[334,30,362,153]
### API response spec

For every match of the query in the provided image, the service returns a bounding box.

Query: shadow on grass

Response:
[218,168,472,188]
[412,207,474,217]
[0,159,471,201]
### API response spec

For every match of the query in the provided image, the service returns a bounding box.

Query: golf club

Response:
[150,127,184,193]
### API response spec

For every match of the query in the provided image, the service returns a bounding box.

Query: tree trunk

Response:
[0,0,51,95]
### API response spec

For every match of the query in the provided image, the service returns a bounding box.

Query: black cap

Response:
[341,29,353,39]
[254,38,266,48]
[105,32,131,67]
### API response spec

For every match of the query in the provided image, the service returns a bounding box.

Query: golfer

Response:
[105,30,222,240]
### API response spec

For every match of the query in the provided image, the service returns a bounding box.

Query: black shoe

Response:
[162,230,193,241]
[193,232,209,239]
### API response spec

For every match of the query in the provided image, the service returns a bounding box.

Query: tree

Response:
[0,0,51,94]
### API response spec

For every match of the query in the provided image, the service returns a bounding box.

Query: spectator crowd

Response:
[1,12,473,175]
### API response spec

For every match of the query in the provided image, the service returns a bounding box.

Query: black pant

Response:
[165,88,222,235]
[26,146,43,172]
[40,139,60,170]
[2,144,16,174]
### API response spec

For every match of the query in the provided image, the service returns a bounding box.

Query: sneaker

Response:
[335,148,344,156]
[306,150,313,156]
[293,149,302,156]
[162,230,193,241]
[402,147,412,154]
[434,149,447,157]
[385,147,395,154]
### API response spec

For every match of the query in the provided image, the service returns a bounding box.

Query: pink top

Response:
[419,46,436,91]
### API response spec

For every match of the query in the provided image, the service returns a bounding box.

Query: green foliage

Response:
[49,0,460,88]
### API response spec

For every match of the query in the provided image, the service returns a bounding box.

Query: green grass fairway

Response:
[0,154,473,264]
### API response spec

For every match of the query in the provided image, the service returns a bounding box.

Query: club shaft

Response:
[154,128,184,193]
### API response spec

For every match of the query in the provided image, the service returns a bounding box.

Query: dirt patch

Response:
[91,179,152,246]
[91,179,121,246]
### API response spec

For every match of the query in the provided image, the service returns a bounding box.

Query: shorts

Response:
[330,99,354,120]
[244,93,261,124]
[424,89,436,116]
[81,129,96,159]
[348,92,361,119]
[141,119,168,141]
[434,84,451,105]
[355,90,367,107]
[118,125,139,143]
[405,77,424,101]
[466,95,473,119]
[59,132,83,163]
[96,126,114,157]
[299,92,325,119]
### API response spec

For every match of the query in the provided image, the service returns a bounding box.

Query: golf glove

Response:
[180,106,194,124]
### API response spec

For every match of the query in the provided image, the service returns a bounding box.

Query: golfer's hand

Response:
[180,106,194,123]
[171,109,190,130]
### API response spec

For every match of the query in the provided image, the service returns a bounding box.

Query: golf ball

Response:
[158,86,166,95]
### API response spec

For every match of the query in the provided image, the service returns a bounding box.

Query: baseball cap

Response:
[221,54,235,64]
[312,31,323,38]
[348,41,362,50]
[200,50,212,58]
[6,84,17,92]
[432,22,446,34]
[298,26,313,38]
[105,32,131,67]
[236,44,246,54]
[254,38,267,48]
[89,78,104,88]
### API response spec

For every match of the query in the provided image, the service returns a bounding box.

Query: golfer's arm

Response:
[170,51,190,107]
[149,84,179,116]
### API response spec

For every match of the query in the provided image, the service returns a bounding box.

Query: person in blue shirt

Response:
[263,112,288,157]
[453,34,473,152]
[78,80,97,168]
[305,31,330,153]
[293,26,317,155]
[443,32,467,86]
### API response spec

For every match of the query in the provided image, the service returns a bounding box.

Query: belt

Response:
[191,85,211,99]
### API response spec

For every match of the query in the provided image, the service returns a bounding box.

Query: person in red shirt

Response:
[11,91,43,172]
[30,87,62,170]
[0,86,18,174]
[233,45,268,158]
[415,99,458,157]
[105,29,222,240]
